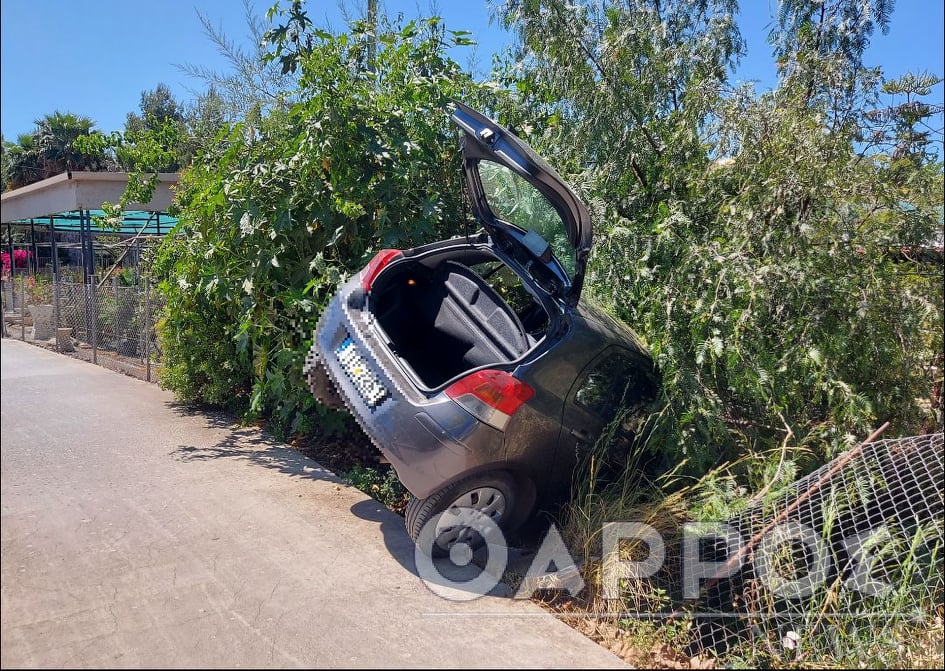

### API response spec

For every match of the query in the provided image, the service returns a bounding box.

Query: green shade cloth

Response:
[9,210,177,235]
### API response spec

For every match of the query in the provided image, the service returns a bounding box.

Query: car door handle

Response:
[570,427,594,442]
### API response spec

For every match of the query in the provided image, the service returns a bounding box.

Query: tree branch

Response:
[548,0,663,157]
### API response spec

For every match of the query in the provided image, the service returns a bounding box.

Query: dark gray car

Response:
[305,102,657,551]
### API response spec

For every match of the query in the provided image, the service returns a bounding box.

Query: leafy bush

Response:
[25,274,53,305]
[592,80,944,473]
[154,9,484,436]
[154,0,942,474]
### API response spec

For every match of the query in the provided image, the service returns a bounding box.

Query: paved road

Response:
[0,340,624,668]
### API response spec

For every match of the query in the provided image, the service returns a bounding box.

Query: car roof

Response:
[574,298,652,361]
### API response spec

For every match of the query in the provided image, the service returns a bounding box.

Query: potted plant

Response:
[1,250,31,313]
[26,274,56,340]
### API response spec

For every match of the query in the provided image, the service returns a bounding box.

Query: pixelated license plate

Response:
[336,337,388,408]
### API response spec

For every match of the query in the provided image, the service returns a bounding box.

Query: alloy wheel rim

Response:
[434,486,507,550]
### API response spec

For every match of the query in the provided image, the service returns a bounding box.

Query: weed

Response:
[343,464,409,513]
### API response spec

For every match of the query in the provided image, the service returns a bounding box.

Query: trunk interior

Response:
[370,254,549,388]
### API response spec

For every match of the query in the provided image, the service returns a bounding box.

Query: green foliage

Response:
[605,75,940,475]
[152,0,941,480]
[344,464,409,511]
[154,7,485,436]
[3,112,107,189]
[124,83,184,136]
[180,0,298,120]
[117,118,184,174]
[2,133,41,190]
[773,0,895,83]
[180,87,230,163]
[494,0,943,477]
[78,84,225,229]
[33,111,106,171]
[78,85,188,176]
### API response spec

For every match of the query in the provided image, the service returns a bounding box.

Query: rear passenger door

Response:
[557,347,656,468]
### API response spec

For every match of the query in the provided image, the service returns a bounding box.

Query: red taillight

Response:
[361,249,403,291]
[445,369,534,430]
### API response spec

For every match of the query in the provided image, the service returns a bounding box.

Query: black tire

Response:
[406,472,517,555]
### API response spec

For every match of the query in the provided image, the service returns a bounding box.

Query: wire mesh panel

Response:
[3,274,163,381]
[1,276,24,337]
[692,433,945,657]
[58,281,89,343]
[141,283,164,368]
[93,282,144,356]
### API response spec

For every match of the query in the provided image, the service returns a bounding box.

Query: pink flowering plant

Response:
[1,249,32,277]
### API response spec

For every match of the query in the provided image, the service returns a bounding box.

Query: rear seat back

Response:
[422,261,530,367]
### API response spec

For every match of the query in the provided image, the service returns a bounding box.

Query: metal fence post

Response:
[0,278,7,339]
[53,273,61,352]
[20,274,25,341]
[0,278,5,339]
[90,276,98,365]
[82,279,89,346]
[144,278,151,382]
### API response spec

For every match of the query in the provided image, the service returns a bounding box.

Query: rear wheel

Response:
[406,472,517,556]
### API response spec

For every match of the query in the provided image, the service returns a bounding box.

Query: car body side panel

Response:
[503,314,608,500]
[555,338,659,489]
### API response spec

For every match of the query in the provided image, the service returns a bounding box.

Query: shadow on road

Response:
[167,402,343,485]
[166,400,523,600]
[349,497,528,600]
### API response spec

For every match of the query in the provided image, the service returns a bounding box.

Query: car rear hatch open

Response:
[451,101,592,306]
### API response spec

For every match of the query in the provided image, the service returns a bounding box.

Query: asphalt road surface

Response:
[1,340,625,668]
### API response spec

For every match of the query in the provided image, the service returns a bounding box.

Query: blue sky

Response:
[1,0,942,140]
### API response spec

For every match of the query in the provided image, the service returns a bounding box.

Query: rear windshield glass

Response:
[478,160,576,277]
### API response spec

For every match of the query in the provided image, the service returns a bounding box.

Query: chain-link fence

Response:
[1,271,163,381]
[691,431,944,659]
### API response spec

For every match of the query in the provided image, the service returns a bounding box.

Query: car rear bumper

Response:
[305,279,505,499]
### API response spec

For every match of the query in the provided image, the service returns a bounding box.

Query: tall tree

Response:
[179,86,229,163]
[3,112,105,189]
[771,0,896,118]
[494,0,942,473]
[493,0,743,220]
[773,0,895,78]
[114,83,188,173]
[33,111,105,174]
[4,133,43,189]
[125,83,185,134]
[179,0,298,120]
